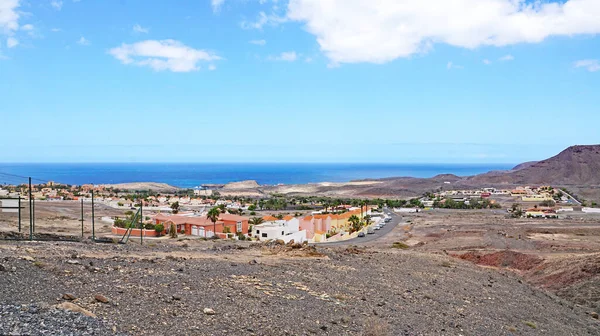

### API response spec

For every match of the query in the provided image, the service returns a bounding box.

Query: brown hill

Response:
[467,145,600,186]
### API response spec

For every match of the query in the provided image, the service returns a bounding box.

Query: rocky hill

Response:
[467,145,600,186]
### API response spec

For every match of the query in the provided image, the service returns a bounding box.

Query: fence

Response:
[0,172,139,242]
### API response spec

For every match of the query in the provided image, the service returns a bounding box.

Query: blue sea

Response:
[0,163,515,188]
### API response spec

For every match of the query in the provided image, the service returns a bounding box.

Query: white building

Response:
[251,217,307,243]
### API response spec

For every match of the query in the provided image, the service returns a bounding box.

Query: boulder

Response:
[94,294,109,304]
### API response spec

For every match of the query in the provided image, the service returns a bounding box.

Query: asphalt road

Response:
[313,209,402,247]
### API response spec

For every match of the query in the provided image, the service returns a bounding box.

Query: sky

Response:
[1,0,599,163]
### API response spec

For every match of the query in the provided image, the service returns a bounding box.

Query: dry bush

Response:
[363,317,390,336]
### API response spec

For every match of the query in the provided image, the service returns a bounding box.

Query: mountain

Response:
[467,145,600,186]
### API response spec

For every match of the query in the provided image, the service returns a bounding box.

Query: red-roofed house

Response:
[154,213,249,238]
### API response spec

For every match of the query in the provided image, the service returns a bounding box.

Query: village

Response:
[2,181,600,245]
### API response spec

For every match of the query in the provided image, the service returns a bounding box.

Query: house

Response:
[522,194,553,202]
[153,213,249,238]
[251,217,307,243]
[525,207,558,218]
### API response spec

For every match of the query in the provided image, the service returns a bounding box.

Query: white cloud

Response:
[211,0,225,12]
[51,0,63,10]
[483,59,492,65]
[21,23,33,31]
[77,36,90,45]
[133,24,149,34]
[249,39,266,46]
[241,11,268,29]
[108,39,221,72]
[51,28,61,32]
[499,54,514,61]
[0,0,20,34]
[574,59,600,72]
[447,61,463,70]
[208,64,217,71]
[287,0,600,65]
[7,36,18,48]
[241,11,286,30]
[268,51,297,62]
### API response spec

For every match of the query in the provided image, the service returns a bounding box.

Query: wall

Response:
[112,226,159,237]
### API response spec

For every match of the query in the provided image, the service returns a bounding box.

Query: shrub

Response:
[154,223,164,235]
[392,242,409,249]
[237,233,246,241]
[144,223,156,230]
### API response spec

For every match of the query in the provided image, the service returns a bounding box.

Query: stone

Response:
[62,294,77,301]
[94,294,109,304]
[249,259,258,265]
[0,264,7,272]
[203,308,216,315]
[275,239,285,246]
[21,256,35,262]
[66,260,80,265]
[172,295,182,301]
[55,302,96,318]
[591,312,599,319]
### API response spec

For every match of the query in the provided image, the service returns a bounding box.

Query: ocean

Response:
[0,163,514,188]
[0,163,515,188]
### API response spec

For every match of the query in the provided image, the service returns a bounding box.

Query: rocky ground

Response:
[1,239,599,335]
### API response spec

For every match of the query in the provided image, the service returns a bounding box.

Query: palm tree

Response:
[207,207,221,238]
[249,217,265,226]
[348,215,361,233]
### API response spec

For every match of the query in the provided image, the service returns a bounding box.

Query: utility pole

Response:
[140,201,143,245]
[80,198,84,238]
[91,189,95,241]
[18,196,21,233]
[28,177,32,241]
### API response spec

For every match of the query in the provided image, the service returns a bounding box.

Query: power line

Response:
[0,171,54,184]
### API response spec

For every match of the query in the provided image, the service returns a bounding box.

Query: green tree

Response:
[250,217,265,226]
[170,201,180,214]
[348,215,361,233]
[248,204,257,211]
[207,207,221,237]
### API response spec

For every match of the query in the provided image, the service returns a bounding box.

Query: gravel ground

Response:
[0,303,120,335]
[0,240,599,335]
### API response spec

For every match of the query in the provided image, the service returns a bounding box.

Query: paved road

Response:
[313,209,403,247]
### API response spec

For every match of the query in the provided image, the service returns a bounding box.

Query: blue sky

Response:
[1,0,599,163]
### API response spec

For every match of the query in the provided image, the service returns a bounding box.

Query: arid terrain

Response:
[1,207,600,335]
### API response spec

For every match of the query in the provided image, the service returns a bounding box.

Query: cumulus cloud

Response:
[287,0,600,65]
[77,36,90,45]
[108,39,221,72]
[7,36,18,48]
[0,0,20,34]
[51,0,63,10]
[133,24,149,34]
[483,59,492,65]
[268,51,298,61]
[499,54,515,61]
[249,39,266,46]
[574,59,600,72]
[20,23,33,31]
[211,0,225,12]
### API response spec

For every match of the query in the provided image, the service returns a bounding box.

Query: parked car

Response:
[374,225,381,230]
[367,227,375,234]
[358,232,366,238]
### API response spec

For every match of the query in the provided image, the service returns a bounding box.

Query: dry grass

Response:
[363,317,390,336]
